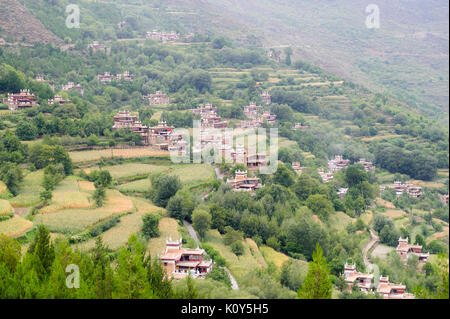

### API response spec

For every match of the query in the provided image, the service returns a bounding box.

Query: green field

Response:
[9,170,44,207]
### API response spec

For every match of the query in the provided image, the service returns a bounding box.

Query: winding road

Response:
[183,220,239,290]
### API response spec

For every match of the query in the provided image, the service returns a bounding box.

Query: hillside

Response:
[4,0,448,117]
[0,0,62,45]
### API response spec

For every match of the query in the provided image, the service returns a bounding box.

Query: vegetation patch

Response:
[9,170,44,207]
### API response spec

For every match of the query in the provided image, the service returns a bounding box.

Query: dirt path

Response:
[183,220,239,290]
[363,229,379,273]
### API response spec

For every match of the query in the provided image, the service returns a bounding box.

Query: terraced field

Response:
[33,189,134,234]
[9,170,44,207]
[204,230,267,282]
[0,216,33,238]
[69,148,170,163]
[147,217,180,257]
[76,198,162,251]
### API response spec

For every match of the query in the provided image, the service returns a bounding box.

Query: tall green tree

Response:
[297,244,332,299]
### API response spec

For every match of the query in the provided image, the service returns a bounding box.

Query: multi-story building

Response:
[48,95,70,105]
[343,263,373,293]
[318,169,334,183]
[116,71,134,81]
[328,155,350,173]
[243,102,262,119]
[3,89,38,110]
[377,276,414,299]
[160,238,213,280]
[389,181,423,198]
[146,30,180,42]
[62,82,84,95]
[292,162,306,174]
[88,41,108,54]
[112,111,149,145]
[338,188,349,200]
[144,91,170,105]
[97,72,115,82]
[358,158,375,172]
[228,170,261,192]
[246,152,267,171]
[396,237,429,263]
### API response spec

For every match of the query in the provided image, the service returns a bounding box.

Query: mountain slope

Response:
[0,0,62,45]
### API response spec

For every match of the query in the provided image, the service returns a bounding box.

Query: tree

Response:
[192,209,212,240]
[93,186,106,207]
[272,164,295,188]
[15,121,38,141]
[27,225,55,281]
[306,194,334,221]
[297,244,332,299]
[40,190,53,204]
[231,241,244,256]
[142,213,160,239]
[0,162,23,196]
[150,174,182,207]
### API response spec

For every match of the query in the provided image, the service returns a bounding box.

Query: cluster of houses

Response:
[3,88,74,111]
[381,181,423,198]
[143,91,170,105]
[2,89,38,110]
[318,156,374,184]
[191,104,227,129]
[160,238,213,280]
[146,30,180,42]
[111,110,185,151]
[97,71,134,82]
[241,102,277,128]
[343,263,414,299]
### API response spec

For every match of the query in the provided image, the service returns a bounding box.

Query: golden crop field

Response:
[69,148,170,163]
[9,170,44,207]
[39,178,92,214]
[33,190,134,233]
[0,216,33,238]
[147,217,179,257]
[0,199,13,216]
[78,181,95,192]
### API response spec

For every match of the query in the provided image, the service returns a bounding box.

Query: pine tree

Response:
[297,244,332,299]
[27,225,55,281]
